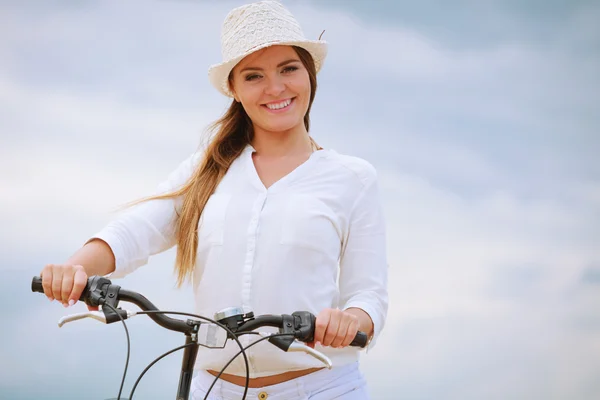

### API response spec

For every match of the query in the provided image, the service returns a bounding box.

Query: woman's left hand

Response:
[310,308,360,348]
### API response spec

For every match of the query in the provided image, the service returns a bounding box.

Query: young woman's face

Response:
[231,45,311,135]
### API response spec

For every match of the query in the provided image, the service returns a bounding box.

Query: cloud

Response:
[288,1,600,200]
[304,0,600,51]
[1,0,599,399]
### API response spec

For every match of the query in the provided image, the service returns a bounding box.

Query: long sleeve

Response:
[90,152,201,279]
[339,165,389,351]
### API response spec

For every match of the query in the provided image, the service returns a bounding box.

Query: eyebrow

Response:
[239,59,301,74]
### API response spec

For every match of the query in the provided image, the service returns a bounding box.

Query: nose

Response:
[264,74,285,97]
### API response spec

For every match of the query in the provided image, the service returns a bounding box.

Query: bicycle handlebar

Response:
[32,274,369,400]
[31,275,368,347]
[32,275,193,334]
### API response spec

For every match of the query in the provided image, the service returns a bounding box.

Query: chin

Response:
[262,119,303,133]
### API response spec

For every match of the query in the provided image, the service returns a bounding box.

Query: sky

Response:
[1,0,599,399]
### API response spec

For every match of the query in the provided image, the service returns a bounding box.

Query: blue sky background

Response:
[1,0,599,399]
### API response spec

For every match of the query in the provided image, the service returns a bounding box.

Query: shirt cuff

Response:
[342,300,383,353]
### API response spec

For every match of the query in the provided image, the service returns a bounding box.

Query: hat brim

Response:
[208,39,328,98]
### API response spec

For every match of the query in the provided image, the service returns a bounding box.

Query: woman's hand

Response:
[311,308,360,349]
[40,264,96,310]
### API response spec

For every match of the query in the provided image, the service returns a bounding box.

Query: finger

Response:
[41,265,54,301]
[61,268,74,307]
[331,315,352,348]
[69,266,88,306]
[341,317,360,348]
[322,310,342,347]
[51,266,64,303]
[313,309,331,345]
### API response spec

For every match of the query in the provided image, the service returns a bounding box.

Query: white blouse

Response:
[93,144,388,377]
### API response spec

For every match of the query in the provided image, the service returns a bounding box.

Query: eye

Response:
[282,66,299,73]
[245,74,262,82]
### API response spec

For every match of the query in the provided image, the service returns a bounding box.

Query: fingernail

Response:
[68,299,75,307]
[48,297,53,302]
[63,303,68,308]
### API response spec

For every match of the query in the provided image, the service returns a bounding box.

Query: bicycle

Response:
[31,275,367,400]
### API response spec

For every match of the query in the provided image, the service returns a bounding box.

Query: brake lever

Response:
[57,308,137,327]
[58,311,107,327]
[287,341,333,369]
[257,332,333,369]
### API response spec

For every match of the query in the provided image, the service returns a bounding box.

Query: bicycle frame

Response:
[178,333,200,400]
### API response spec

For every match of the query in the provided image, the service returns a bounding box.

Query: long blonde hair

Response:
[141,46,319,286]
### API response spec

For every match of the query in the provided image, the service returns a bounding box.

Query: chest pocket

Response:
[279,194,341,256]
[198,193,230,247]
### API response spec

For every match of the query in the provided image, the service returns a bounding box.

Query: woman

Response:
[40,1,388,399]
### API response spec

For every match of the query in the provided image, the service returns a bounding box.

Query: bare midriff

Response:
[207,367,325,388]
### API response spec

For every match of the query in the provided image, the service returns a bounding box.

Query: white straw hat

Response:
[208,0,328,97]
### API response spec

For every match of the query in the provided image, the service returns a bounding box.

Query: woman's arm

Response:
[88,151,201,279]
[337,163,389,351]
[65,238,116,277]
[41,151,201,307]
[311,163,388,350]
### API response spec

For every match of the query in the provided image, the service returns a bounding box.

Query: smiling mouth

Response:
[262,97,295,111]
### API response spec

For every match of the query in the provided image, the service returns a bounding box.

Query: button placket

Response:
[241,192,268,311]
[239,192,268,373]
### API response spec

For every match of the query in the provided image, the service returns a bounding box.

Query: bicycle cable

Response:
[101,302,130,400]
[128,342,196,399]
[129,310,251,400]
[202,332,295,400]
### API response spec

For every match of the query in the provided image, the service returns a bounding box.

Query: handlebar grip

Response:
[31,276,44,294]
[31,276,88,302]
[350,331,369,348]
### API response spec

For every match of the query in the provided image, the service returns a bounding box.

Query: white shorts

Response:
[191,362,370,400]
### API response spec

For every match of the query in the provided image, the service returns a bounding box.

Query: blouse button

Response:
[258,391,268,399]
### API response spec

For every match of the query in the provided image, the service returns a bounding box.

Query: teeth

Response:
[266,99,292,110]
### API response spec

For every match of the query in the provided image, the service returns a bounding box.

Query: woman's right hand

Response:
[40,264,97,311]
